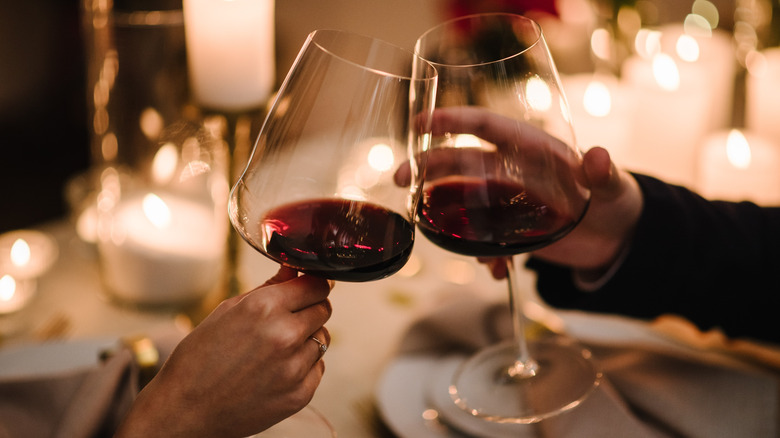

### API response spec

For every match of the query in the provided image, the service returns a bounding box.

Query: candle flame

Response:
[10,239,31,268]
[652,53,680,91]
[0,275,16,301]
[142,194,172,228]
[583,81,612,117]
[676,35,700,62]
[525,75,552,111]
[726,129,751,169]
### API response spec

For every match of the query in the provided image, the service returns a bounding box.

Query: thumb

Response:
[583,146,623,201]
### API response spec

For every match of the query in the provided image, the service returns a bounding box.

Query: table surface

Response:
[3,219,779,437]
[0,219,530,436]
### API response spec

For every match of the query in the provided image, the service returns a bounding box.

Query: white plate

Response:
[0,338,116,379]
[375,312,678,437]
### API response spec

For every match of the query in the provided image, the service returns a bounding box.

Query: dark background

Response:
[0,0,90,233]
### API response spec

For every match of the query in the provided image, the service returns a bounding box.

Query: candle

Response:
[561,73,634,166]
[697,129,780,205]
[621,50,711,188]
[658,25,736,132]
[0,230,58,280]
[98,192,225,306]
[0,275,35,314]
[746,48,780,146]
[183,0,275,111]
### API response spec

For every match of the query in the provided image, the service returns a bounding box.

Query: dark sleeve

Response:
[526,173,780,345]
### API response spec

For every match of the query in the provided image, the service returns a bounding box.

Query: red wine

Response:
[417,177,576,256]
[258,199,414,282]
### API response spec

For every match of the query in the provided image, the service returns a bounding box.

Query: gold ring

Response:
[309,335,328,356]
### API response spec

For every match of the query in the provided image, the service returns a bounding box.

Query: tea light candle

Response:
[183,0,275,111]
[0,230,58,280]
[746,48,780,145]
[98,192,224,306]
[697,129,780,204]
[0,275,35,314]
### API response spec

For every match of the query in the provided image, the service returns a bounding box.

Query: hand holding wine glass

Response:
[414,13,600,423]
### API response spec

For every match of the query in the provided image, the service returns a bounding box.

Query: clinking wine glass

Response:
[414,13,601,423]
[229,29,437,434]
[229,29,436,281]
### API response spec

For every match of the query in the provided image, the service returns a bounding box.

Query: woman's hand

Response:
[115,267,333,438]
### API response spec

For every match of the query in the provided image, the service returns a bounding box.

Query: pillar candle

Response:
[697,129,780,205]
[561,73,634,166]
[621,52,711,188]
[183,0,275,111]
[98,192,225,306]
[746,48,780,146]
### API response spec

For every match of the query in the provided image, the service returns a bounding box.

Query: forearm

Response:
[528,173,780,344]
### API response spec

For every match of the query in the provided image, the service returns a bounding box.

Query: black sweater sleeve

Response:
[526,174,780,345]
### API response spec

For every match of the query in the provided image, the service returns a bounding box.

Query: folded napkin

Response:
[0,328,185,438]
[396,296,780,438]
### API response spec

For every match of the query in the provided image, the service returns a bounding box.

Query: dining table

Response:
[2,217,779,437]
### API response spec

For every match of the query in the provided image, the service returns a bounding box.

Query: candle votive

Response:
[0,230,58,280]
[0,274,36,315]
[95,121,230,308]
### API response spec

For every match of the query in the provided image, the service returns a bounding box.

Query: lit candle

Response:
[658,25,736,132]
[697,129,780,204]
[0,230,58,280]
[746,48,780,146]
[621,49,711,188]
[98,192,225,306]
[183,0,275,111]
[0,275,35,314]
[561,73,634,166]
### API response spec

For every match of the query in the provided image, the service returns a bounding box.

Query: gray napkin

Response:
[0,329,184,438]
[397,296,779,438]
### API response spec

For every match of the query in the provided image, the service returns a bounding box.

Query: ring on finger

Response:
[309,335,328,357]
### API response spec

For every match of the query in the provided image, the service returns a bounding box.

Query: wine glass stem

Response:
[506,256,539,379]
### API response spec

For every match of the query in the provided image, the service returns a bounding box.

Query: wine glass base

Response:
[450,337,602,424]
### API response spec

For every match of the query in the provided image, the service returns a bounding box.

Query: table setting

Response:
[2,0,780,436]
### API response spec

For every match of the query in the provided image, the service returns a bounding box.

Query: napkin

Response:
[396,295,780,438]
[0,328,184,438]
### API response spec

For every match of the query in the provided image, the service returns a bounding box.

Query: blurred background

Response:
[1,0,775,233]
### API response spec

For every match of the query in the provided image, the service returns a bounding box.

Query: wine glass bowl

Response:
[414,13,599,423]
[229,29,437,282]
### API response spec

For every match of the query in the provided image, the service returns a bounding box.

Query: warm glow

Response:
[583,81,612,117]
[152,143,179,185]
[143,194,172,228]
[590,28,612,61]
[652,53,681,91]
[140,107,164,139]
[10,239,31,268]
[676,35,700,62]
[684,14,713,37]
[726,129,751,169]
[525,75,552,111]
[635,29,662,59]
[0,275,15,301]
[367,143,395,172]
[692,0,719,29]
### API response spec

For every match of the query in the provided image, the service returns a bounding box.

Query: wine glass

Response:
[230,28,436,434]
[414,13,601,423]
[229,29,436,282]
